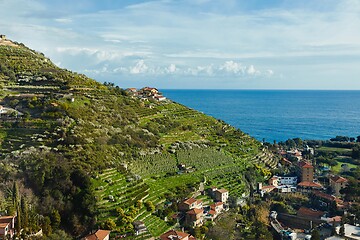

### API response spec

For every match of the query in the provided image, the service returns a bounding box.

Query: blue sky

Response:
[1,0,360,89]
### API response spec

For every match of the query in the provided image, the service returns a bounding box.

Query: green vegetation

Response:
[0,40,275,239]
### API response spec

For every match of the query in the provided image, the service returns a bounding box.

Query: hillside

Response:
[0,38,277,238]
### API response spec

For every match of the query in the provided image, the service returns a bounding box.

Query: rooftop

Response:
[215,188,228,194]
[299,161,313,168]
[187,208,203,215]
[183,198,197,205]
[83,229,111,240]
[298,181,322,188]
[297,207,324,218]
[160,229,196,240]
[330,175,348,183]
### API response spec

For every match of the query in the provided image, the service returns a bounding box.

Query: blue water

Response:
[161,90,360,143]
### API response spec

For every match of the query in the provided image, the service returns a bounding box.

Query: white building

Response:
[278,176,297,186]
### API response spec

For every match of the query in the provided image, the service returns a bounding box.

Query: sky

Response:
[1,0,360,89]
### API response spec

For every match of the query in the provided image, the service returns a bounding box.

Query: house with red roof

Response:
[83,229,111,240]
[210,202,224,213]
[160,229,196,240]
[329,175,348,196]
[268,176,279,187]
[297,161,323,191]
[0,215,15,239]
[214,188,229,203]
[178,198,202,212]
[186,208,204,227]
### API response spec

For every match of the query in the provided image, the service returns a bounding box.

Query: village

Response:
[259,145,360,240]
[2,139,359,240]
[126,87,167,102]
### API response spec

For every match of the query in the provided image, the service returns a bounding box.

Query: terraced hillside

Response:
[0,39,278,238]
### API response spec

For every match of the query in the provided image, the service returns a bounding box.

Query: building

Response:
[329,175,348,196]
[312,190,344,207]
[83,229,111,240]
[214,188,229,203]
[133,221,147,235]
[278,176,297,186]
[299,161,314,182]
[297,161,323,191]
[335,224,360,240]
[269,176,298,187]
[160,230,196,240]
[0,216,15,240]
[178,198,202,212]
[210,202,224,213]
[268,176,279,187]
[126,88,137,93]
[0,35,6,40]
[186,208,204,227]
[154,95,167,101]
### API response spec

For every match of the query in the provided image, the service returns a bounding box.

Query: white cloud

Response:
[1,0,360,89]
[220,61,245,74]
[247,65,257,75]
[130,60,148,74]
[54,18,72,23]
[167,64,177,73]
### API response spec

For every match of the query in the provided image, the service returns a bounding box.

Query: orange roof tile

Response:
[160,230,196,240]
[0,222,10,228]
[298,181,322,188]
[328,216,342,222]
[183,198,197,205]
[330,175,348,183]
[299,161,313,168]
[216,188,228,194]
[208,210,217,215]
[297,207,324,218]
[84,230,111,240]
[0,216,14,224]
[313,191,337,202]
[187,208,203,215]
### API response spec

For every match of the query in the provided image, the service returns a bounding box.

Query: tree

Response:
[20,197,28,229]
[42,216,53,236]
[47,230,72,240]
[352,146,360,159]
[311,229,320,240]
[145,201,155,212]
[293,138,303,147]
[285,139,296,149]
[50,209,61,230]
[102,218,116,230]
[356,135,360,143]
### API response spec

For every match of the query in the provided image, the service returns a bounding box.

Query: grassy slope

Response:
[0,41,277,237]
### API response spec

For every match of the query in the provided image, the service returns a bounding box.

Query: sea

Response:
[161,90,360,143]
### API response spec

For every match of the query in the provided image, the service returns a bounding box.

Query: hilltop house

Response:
[205,202,224,221]
[268,176,297,187]
[160,229,196,240]
[186,208,204,227]
[329,175,348,196]
[297,161,322,192]
[210,202,224,213]
[0,35,6,40]
[83,229,111,240]
[213,188,229,203]
[178,198,203,212]
[0,215,15,240]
